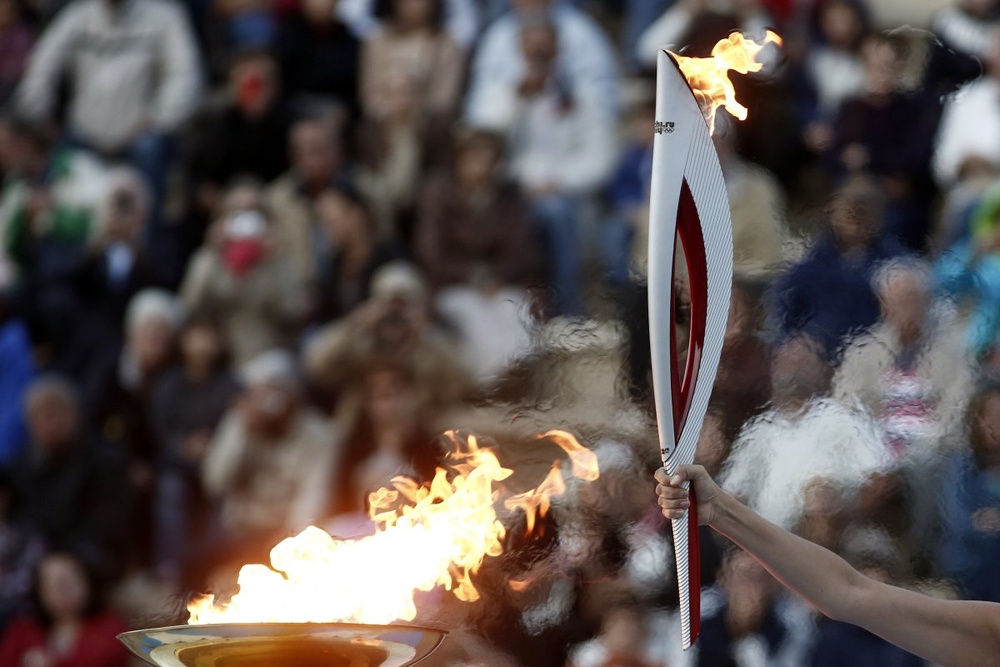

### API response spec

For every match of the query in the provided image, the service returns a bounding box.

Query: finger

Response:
[656,484,689,500]
[657,495,691,509]
[654,467,670,484]
[661,507,688,521]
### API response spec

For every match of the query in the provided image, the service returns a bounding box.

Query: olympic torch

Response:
[648,32,780,649]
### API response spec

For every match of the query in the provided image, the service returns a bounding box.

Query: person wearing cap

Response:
[304,260,471,408]
[654,464,1000,667]
[180,181,305,368]
[201,349,338,551]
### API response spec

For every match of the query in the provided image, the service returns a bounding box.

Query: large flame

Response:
[187,430,599,625]
[670,31,782,134]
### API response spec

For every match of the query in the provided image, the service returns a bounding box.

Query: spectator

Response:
[567,601,660,667]
[8,377,130,579]
[149,313,239,583]
[836,260,973,461]
[696,550,813,666]
[213,0,276,50]
[309,183,404,326]
[187,50,293,224]
[933,40,1000,194]
[201,350,337,542]
[831,32,938,250]
[470,15,616,316]
[336,0,478,50]
[89,289,181,567]
[0,294,33,466]
[352,70,428,239]
[304,261,470,406]
[414,128,539,381]
[330,359,442,515]
[0,551,129,667]
[710,282,772,434]
[773,175,907,360]
[602,96,653,287]
[264,115,350,289]
[465,0,620,124]
[0,473,44,632]
[360,0,464,122]
[717,116,794,283]
[0,114,109,287]
[40,169,171,389]
[0,0,34,106]
[276,0,360,112]
[837,260,973,559]
[938,378,1000,603]
[180,186,305,368]
[16,0,201,223]
[936,192,1000,359]
[720,336,889,534]
[932,0,1000,62]
[796,0,870,155]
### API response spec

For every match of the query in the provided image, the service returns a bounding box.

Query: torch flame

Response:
[187,430,598,626]
[670,30,782,134]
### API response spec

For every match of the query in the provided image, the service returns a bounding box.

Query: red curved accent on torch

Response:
[673,180,708,645]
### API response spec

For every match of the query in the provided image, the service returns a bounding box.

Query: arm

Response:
[149,3,201,132]
[16,5,80,121]
[656,465,1000,667]
[426,37,465,117]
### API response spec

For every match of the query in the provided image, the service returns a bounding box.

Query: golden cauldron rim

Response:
[118,621,448,667]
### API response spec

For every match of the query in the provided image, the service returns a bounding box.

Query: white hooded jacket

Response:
[18,0,200,152]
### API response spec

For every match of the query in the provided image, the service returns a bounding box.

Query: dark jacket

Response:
[415,175,541,289]
[774,234,906,359]
[8,437,130,578]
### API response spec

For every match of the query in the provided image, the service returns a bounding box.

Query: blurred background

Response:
[0,0,999,665]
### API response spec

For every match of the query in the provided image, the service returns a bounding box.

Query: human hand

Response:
[654,464,721,526]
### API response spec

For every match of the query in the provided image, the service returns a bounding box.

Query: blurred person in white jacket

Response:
[465,0,619,124]
[931,43,1000,248]
[17,0,201,228]
[933,44,1000,190]
[469,14,615,315]
[720,336,891,537]
[932,0,1000,62]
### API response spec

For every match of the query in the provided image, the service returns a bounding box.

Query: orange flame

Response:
[670,31,782,134]
[187,430,598,625]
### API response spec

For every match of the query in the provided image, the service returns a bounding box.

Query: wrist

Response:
[711,489,739,532]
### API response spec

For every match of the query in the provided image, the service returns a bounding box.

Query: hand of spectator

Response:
[22,647,54,667]
[654,464,721,526]
[841,143,870,171]
[349,299,392,331]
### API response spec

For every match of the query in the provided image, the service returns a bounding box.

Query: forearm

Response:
[709,490,1000,667]
[710,490,864,622]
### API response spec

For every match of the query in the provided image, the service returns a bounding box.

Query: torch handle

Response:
[687,485,701,643]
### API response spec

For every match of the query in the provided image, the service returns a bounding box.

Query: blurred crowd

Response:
[0,0,999,665]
